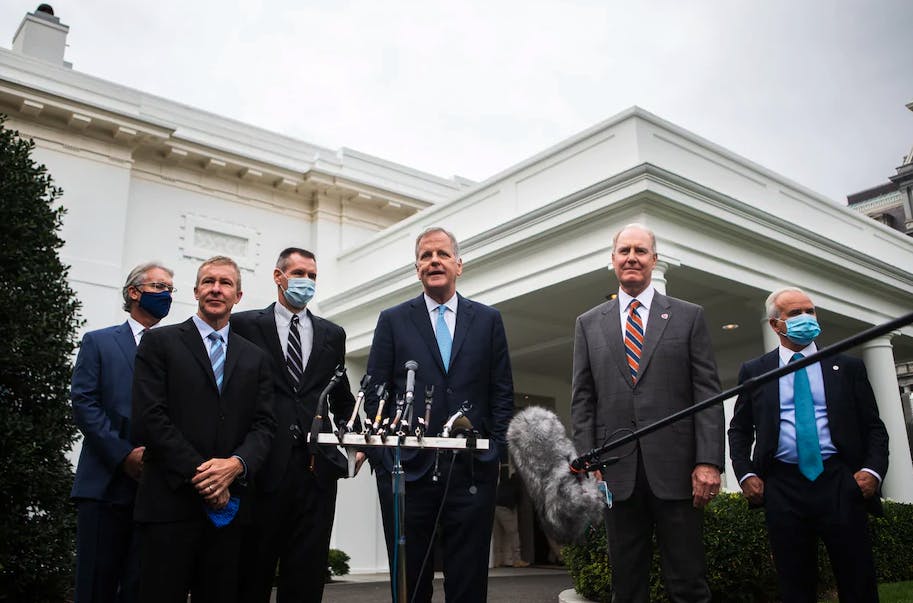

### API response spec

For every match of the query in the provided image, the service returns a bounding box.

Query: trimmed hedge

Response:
[564,493,913,602]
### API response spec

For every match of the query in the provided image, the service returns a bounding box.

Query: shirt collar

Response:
[778,341,818,365]
[617,284,655,312]
[424,292,458,314]
[192,314,230,341]
[274,301,308,324]
[126,316,146,338]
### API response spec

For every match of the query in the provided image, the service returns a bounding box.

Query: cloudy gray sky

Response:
[3,0,912,202]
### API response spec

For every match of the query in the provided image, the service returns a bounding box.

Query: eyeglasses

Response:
[138,281,176,293]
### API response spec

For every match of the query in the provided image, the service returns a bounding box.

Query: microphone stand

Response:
[571,310,913,473]
[309,365,346,472]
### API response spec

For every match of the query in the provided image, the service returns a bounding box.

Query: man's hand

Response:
[854,471,878,499]
[739,476,765,506]
[691,464,721,508]
[205,488,230,510]
[192,457,243,499]
[122,446,145,481]
[353,451,367,476]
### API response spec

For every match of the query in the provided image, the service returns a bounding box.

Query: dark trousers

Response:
[137,518,242,603]
[375,453,498,603]
[74,499,140,603]
[764,458,878,603]
[239,448,339,603]
[604,453,710,603]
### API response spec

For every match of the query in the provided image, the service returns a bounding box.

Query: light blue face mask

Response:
[283,277,316,309]
[779,314,821,347]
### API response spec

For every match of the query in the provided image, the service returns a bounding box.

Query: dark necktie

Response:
[624,300,644,383]
[208,332,225,392]
[286,315,304,387]
[790,352,823,480]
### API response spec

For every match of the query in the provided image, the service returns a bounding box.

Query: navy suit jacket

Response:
[231,304,357,489]
[364,293,514,479]
[131,318,276,522]
[728,350,889,513]
[71,322,140,505]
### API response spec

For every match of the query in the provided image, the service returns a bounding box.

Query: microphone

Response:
[309,364,346,470]
[404,360,418,407]
[344,374,372,434]
[441,401,472,438]
[369,384,390,436]
[507,406,605,545]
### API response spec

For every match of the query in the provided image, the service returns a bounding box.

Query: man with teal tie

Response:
[729,287,889,602]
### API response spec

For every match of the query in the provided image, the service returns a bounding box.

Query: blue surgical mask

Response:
[778,314,821,347]
[283,277,316,308]
[138,291,172,319]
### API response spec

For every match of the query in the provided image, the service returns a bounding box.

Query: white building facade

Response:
[3,7,912,573]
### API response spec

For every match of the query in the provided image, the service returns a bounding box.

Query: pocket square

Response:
[204,495,240,528]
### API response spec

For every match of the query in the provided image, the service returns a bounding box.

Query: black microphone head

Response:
[359,374,372,389]
[507,406,604,545]
[404,360,419,371]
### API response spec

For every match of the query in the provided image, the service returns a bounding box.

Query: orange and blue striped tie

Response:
[625,300,644,383]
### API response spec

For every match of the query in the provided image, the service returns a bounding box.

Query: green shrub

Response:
[0,116,82,601]
[563,494,913,602]
[326,548,351,582]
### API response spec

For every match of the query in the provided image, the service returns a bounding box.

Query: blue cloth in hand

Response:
[204,495,240,528]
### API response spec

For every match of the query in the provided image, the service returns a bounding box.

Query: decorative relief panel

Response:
[180,214,260,271]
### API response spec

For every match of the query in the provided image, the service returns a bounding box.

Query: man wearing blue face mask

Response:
[729,287,889,602]
[233,247,362,603]
[70,262,174,603]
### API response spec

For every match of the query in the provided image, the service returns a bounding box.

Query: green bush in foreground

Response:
[564,493,913,602]
[327,548,351,582]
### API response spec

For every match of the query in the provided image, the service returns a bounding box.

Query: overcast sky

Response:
[3,0,912,203]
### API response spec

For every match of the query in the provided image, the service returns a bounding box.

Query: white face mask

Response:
[283,277,316,308]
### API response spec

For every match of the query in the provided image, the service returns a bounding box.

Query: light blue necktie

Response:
[435,305,452,372]
[208,332,225,392]
[791,352,823,481]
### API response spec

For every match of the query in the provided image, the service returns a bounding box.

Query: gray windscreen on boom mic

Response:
[507,406,604,545]
[404,360,418,403]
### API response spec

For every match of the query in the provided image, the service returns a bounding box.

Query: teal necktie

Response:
[791,352,823,481]
[436,305,452,372]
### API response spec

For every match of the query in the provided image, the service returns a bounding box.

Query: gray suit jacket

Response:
[571,292,724,501]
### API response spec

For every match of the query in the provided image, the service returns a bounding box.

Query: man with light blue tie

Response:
[365,227,514,603]
[729,287,889,602]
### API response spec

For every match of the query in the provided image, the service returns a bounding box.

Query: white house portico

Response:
[3,6,912,574]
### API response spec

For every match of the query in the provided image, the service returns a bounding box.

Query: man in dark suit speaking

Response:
[233,247,362,603]
[71,261,173,603]
[132,256,275,603]
[728,287,889,602]
[571,223,724,603]
[365,226,514,603]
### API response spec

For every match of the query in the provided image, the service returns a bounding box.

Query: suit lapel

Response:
[636,293,671,383]
[450,294,475,369]
[179,318,217,391]
[409,294,445,373]
[602,299,630,385]
[758,350,781,443]
[301,309,328,390]
[257,303,295,393]
[113,321,137,369]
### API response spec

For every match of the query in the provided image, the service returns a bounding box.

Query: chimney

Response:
[11,5,72,68]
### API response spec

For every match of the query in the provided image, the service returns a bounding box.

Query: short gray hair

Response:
[196,256,242,291]
[122,262,174,311]
[611,223,656,253]
[414,227,460,260]
[765,287,808,319]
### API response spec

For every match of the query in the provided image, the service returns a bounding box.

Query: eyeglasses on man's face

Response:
[138,281,176,293]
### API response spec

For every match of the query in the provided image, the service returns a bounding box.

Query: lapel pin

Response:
[661,313,669,320]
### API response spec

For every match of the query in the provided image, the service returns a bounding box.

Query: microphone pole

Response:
[572,310,913,473]
[309,364,346,472]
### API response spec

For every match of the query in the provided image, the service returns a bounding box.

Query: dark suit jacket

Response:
[728,350,889,512]
[571,292,724,501]
[71,322,139,505]
[364,293,514,478]
[131,318,276,522]
[231,304,357,488]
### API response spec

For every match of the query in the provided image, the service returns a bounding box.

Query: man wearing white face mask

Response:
[729,287,889,602]
[233,247,363,603]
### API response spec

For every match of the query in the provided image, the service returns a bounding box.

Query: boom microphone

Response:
[404,360,418,406]
[507,406,604,545]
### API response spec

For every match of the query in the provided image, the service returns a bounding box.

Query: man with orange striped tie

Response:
[571,223,724,603]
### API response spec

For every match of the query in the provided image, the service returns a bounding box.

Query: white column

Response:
[652,260,668,295]
[860,335,913,503]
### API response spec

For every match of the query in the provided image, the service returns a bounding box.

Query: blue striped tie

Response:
[208,332,225,392]
[436,305,452,372]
